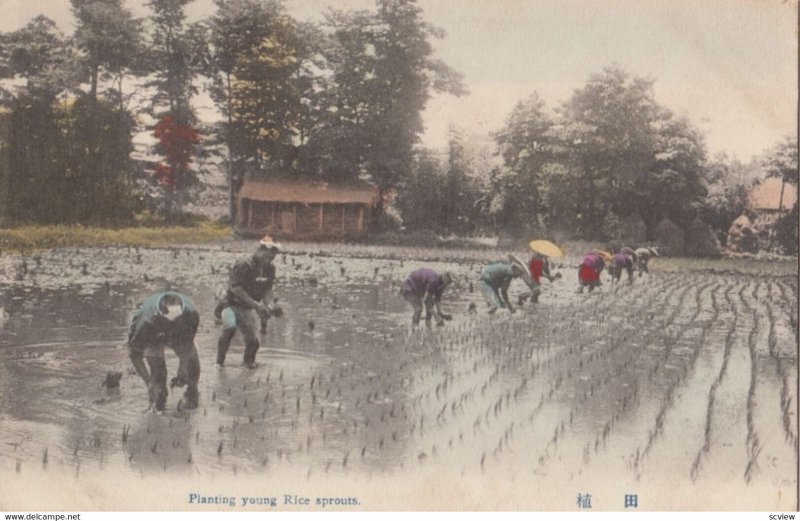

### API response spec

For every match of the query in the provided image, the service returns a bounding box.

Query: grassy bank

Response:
[0,222,231,255]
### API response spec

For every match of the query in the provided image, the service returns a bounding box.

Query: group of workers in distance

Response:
[124,236,658,412]
[402,242,659,326]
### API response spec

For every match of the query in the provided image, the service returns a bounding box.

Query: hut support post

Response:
[341,205,346,233]
[318,204,324,231]
[247,200,254,229]
[358,206,364,232]
[292,205,297,233]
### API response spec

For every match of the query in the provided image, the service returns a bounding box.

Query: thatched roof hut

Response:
[235,178,380,239]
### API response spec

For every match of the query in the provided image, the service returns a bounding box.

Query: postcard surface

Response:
[0,0,797,513]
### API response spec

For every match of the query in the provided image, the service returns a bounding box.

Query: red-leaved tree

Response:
[153,114,199,220]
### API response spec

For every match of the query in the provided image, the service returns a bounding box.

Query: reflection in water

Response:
[0,271,450,477]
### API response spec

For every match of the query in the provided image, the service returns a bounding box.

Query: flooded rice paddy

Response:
[0,242,796,510]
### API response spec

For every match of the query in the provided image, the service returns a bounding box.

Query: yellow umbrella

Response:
[529,240,564,258]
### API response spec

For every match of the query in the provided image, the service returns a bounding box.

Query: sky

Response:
[0,0,797,161]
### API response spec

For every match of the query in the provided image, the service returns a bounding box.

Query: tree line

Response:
[0,0,463,224]
[0,0,796,255]
[398,66,797,254]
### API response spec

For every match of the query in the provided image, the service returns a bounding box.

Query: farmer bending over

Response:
[479,261,525,314]
[128,291,200,411]
[578,251,607,293]
[634,246,658,276]
[400,268,453,326]
[524,251,561,303]
[620,246,638,266]
[216,236,280,368]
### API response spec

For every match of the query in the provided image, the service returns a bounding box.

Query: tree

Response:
[206,0,308,219]
[227,15,310,169]
[638,112,707,231]
[558,65,661,238]
[317,0,465,196]
[5,94,66,222]
[146,0,199,123]
[301,9,376,181]
[762,137,798,253]
[764,137,798,213]
[699,153,750,245]
[0,16,77,98]
[71,0,142,105]
[395,149,447,232]
[4,93,138,224]
[152,115,200,220]
[492,93,557,235]
[364,0,465,194]
[0,13,138,225]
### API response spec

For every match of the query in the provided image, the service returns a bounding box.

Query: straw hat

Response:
[594,250,612,262]
[259,235,282,251]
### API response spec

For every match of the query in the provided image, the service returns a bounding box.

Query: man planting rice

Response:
[128,290,200,411]
[479,257,527,313]
[400,268,453,326]
[215,236,282,368]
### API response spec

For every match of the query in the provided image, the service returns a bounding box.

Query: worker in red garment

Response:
[518,252,559,304]
[578,251,607,293]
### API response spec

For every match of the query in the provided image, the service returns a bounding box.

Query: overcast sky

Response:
[1,0,797,161]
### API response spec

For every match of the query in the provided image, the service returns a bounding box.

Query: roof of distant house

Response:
[238,178,379,205]
[748,177,797,211]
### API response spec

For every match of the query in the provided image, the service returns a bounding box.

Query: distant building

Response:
[235,177,380,239]
[727,177,797,253]
[747,177,796,214]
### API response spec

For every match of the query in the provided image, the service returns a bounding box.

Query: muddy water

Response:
[0,244,796,510]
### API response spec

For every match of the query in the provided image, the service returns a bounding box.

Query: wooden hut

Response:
[747,177,796,214]
[235,178,380,239]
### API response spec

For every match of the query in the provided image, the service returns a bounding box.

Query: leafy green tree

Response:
[638,112,707,231]
[228,15,311,169]
[395,149,448,232]
[4,94,137,224]
[558,65,661,237]
[146,0,198,123]
[364,0,465,195]
[492,93,558,235]
[763,136,798,212]
[0,13,138,225]
[206,0,314,218]
[763,137,798,254]
[59,95,139,223]
[316,0,465,197]
[699,153,750,245]
[5,95,66,222]
[0,16,77,98]
[300,9,376,181]
[494,65,708,241]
